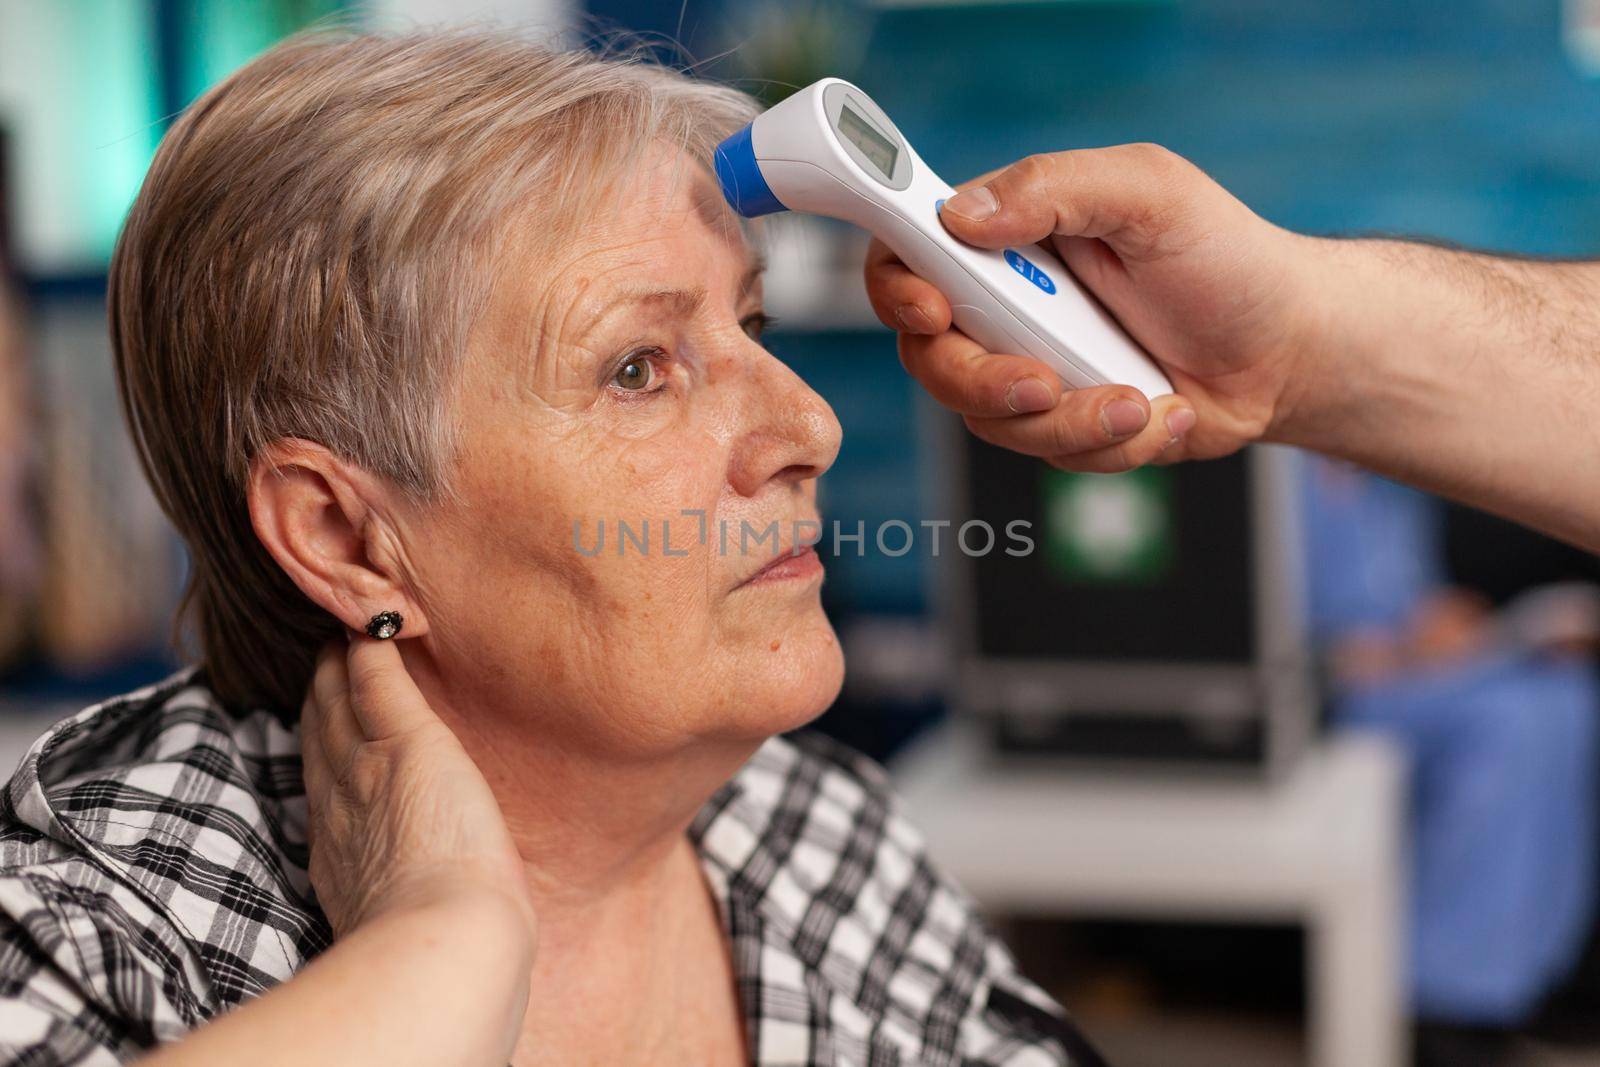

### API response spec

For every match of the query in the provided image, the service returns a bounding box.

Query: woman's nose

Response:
[726,355,842,498]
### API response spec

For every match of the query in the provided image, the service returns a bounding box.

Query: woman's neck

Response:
[399,644,753,1064]
[513,834,746,1065]
[396,639,752,1062]
[402,641,758,901]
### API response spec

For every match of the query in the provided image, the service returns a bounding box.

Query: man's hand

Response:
[869,143,1600,551]
[865,144,1321,471]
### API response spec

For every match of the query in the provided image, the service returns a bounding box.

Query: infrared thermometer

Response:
[713,78,1172,399]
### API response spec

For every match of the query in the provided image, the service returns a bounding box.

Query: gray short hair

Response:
[109,29,759,712]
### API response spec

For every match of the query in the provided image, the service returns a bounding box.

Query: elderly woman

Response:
[0,31,1106,1067]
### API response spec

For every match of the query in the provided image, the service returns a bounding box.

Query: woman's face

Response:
[398,149,844,759]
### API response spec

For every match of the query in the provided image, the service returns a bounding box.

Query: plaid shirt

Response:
[0,668,1105,1067]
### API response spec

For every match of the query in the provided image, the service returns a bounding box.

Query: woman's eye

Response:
[612,349,661,392]
[742,311,776,341]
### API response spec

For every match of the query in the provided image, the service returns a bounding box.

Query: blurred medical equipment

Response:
[888,419,1388,1063]
[936,424,1315,777]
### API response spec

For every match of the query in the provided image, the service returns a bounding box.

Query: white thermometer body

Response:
[713,78,1172,399]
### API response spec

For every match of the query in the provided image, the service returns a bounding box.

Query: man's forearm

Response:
[140,887,533,1067]
[1273,235,1600,550]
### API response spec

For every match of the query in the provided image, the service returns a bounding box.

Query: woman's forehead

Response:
[599,155,745,255]
[548,164,756,300]
[481,163,762,357]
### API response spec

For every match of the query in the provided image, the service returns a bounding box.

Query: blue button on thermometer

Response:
[714,78,1172,399]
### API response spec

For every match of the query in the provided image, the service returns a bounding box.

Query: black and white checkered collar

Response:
[0,670,1095,1066]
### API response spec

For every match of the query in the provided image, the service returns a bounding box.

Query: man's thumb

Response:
[939,171,1044,251]
[943,186,1000,224]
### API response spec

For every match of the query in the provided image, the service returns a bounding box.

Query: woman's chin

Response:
[729,619,846,739]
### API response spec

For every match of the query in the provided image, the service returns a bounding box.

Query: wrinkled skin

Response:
[399,150,845,765]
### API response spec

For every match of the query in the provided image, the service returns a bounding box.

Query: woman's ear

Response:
[247,438,430,638]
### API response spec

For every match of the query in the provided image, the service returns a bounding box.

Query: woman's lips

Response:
[740,544,823,587]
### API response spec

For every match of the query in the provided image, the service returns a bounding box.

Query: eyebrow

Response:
[586,258,768,333]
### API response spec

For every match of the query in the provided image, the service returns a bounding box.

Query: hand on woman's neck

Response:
[398,641,753,1064]
[401,640,756,893]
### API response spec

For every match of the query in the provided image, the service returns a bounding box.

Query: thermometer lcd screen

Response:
[837,103,898,180]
